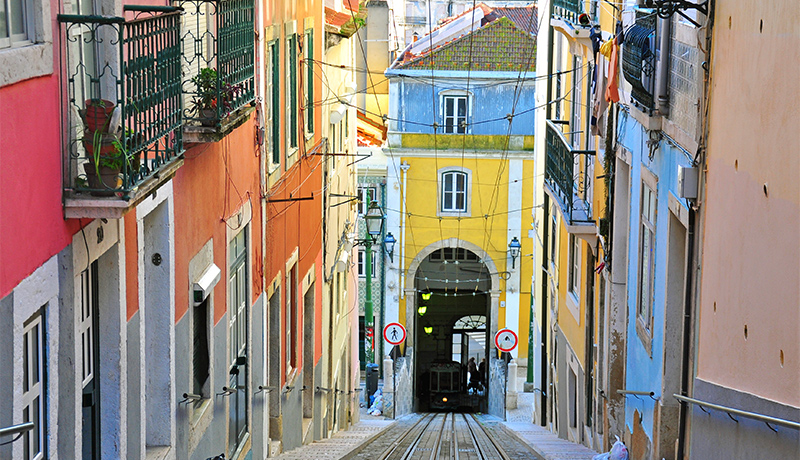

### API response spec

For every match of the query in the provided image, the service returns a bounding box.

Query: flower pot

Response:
[83,99,115,132]
[83,130,120,160]
[199,108,218,127]
[83,163,121,196]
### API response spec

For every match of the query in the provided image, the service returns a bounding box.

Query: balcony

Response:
[552,0,583,24]
[178,0,256,143]
[622,11,657,113]
[59,6,184,218]
[544,121,595,231]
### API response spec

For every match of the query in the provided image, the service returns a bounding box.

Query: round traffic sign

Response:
[494,329,518,352]
[383,322,407,345]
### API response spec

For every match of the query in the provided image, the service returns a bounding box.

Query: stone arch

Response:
[403,238,501,353]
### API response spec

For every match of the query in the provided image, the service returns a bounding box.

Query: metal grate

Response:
[552,0,583,23]
[59,7,184,197]
[177,0,255,127]
[622,11,657,111]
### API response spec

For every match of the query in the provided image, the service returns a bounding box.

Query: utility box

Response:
[678,165,699,199]
[365,363,380,405]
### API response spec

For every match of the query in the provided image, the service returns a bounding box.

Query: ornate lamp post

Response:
[360,201,385,364]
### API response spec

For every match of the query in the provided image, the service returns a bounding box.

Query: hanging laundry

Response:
[599,38,614,59]
[592,55,609,136]
[606,41,621,103]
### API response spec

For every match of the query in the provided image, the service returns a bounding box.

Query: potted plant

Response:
[191,68,243,126]
[82,98,116,132]
[81,130,133,194]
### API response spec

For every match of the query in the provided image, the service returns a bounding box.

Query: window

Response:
[287,34,298,150]
[430,247,479,262]
[637,181,656,328]
[270,40,281,167]
[22,313,44,460]
[228,227,248,455]
[286,265,298,370]
[442,95,468,134]
[193,298,210,399]
[1,0,33,49]
[568,235,580,295]
[549,203,558,264]
[571,56,583,148]
[568,368,578,429]
[440,170,468,213]
[304,29,313,134]
[357,249,376,277]
[358,186,376,215]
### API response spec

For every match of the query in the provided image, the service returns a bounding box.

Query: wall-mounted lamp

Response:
[384,232,397,262]
[508,237,522,269]
[417,305,427,316]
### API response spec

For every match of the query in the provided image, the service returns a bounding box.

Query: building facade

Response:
[384,10,537,417]
[0,0,360,459]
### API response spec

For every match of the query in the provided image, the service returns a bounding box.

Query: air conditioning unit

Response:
[678,165,699,199]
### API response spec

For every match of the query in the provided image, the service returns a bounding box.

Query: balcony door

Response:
[80,262,100,459]
[228,229,248,456]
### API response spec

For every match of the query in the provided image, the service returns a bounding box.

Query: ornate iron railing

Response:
[552,0,583,23]
[59,6,183,198]
[177,0,255,127]
[622,11,657,111]
[545,120,595,223]
[545,120,575,213]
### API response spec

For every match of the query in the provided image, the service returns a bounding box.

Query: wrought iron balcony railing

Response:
[59,6,184,209]
[552,0,583,23]
[545,120,595,224]
[622,11,657,111]
[178,0,255,131]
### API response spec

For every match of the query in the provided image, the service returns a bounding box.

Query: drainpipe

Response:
[655,16,671,116]
[399,161,410,299]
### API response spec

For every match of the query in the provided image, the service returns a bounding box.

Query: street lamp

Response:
[359,201,385,365]
[508,237,522,269]
[384,232,397,262]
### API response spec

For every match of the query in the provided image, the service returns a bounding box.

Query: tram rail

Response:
[369,413,530,460]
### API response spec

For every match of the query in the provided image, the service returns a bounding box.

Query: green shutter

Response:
[306,29,314,131]
[271,40,280,166]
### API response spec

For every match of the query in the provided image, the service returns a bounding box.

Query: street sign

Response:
[495,328,518,352]
[383,322,407,345]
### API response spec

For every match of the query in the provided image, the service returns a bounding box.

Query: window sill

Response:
[438,210,470,218]
[0,42,53,87]
[565,291,580,325]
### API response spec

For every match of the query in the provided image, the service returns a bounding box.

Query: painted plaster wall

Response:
[0,52,82,297]
[393,156,535,354]
[697,0,800,406]
[388,75,536,136]
[617,112,693,442]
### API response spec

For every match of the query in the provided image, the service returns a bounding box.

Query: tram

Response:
[428,361,462,411]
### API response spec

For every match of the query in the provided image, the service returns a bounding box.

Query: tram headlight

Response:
[442,397,448,402]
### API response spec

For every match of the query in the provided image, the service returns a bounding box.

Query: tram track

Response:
[364,412,531,460]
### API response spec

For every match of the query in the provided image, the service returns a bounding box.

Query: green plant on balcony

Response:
[191,67,243,126]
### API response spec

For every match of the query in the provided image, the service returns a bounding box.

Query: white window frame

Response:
[1,0,34,48]
[357,249,376,278]
[439,90,471,134]
[438,167,471,216]
[0,0,53,87]
[22,313,45,460]
[568,234,580,296]
[637,170,657,341]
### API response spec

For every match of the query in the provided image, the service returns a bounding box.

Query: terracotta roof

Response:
[325,7,351,29]
[486,6,538,36]
[398,17,536,72]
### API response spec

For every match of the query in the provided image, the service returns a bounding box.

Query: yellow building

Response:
[383,9,539,415]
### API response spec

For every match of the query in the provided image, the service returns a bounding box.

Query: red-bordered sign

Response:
[383,322,407,345]
[494,329,518,352]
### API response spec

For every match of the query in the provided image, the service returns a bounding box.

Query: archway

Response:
[405,239,502,413]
